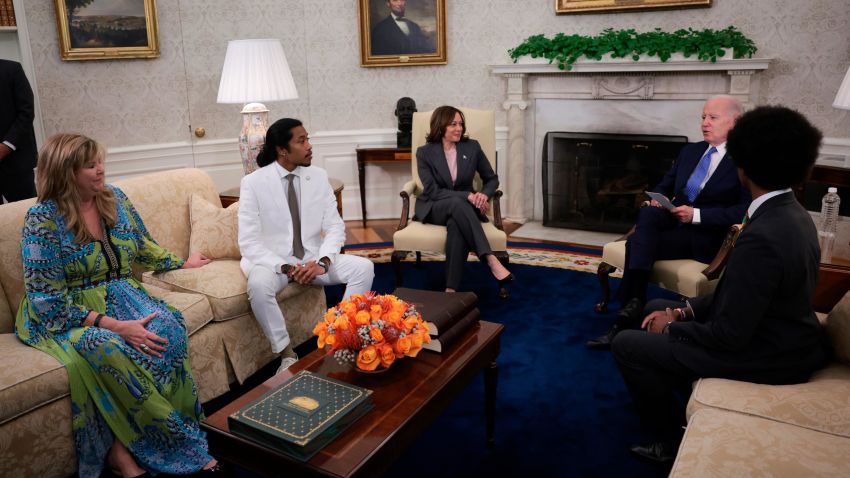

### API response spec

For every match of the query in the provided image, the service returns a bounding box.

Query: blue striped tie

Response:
[684,146,716,203]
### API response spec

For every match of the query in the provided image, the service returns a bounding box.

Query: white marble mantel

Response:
[491,56,772,223]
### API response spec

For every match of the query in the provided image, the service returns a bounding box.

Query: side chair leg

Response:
[392,251,409,287]
[494,251,509,267]
[415,251,422,267]
[594,261,617,314]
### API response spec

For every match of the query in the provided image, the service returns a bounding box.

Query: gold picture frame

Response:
[55,0,160,61]
[359,0,447,67]
[556,0,712,14]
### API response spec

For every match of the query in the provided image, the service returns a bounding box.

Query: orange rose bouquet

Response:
[313,292,431,371]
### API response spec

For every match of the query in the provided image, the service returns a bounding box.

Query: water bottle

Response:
[818,187,840,262]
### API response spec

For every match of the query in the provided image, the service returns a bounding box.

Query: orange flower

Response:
[355,310,371,326]
[356,345,380,371]
[369,327,384,343]
[316,329,328,348]
[323,308,336,324]
[370,304,382,320]
[407,331,424,357]
[403,316,420,331]
[334,315,350,331]
[394,335,412,357]
[343,301,357,318]
[385,310,402,327]
[379,343,396,368]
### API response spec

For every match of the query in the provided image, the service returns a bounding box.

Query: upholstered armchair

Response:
[391,108,509,294]
[594,212,742,313]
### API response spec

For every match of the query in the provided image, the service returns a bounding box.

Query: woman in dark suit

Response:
[414,105,513,293]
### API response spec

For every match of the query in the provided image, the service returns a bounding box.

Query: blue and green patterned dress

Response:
[15,186,212,478]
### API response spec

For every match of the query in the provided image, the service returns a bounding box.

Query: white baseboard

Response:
[104,128,509,222]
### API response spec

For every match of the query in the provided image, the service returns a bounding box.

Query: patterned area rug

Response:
[345,241,621,276]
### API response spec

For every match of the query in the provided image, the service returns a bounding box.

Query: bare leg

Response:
[486,254,511,281]
[107,438,146,477]
[203,459,219,470]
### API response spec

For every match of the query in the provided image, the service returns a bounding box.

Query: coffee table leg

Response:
[485,359,498,448]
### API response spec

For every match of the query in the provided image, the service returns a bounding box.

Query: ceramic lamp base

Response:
[239,102,270,175]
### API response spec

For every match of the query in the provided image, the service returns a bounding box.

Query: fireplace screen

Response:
[543,132,688,233]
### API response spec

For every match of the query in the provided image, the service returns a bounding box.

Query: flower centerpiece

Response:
[313,292,431,372]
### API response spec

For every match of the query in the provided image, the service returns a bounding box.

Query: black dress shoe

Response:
[497,273,515,300]
[617,297,645,325]
[586,325,619,350]
[629,441,677,463]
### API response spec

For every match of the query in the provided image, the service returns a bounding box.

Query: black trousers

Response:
[618,206,704,303]
[422,196,491,290]
[0,165,36,203]
[611,298,697,443]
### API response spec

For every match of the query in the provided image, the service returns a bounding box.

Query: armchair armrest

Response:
[492,190,504,231]
[396,180,418,231]
[701,224,744,280]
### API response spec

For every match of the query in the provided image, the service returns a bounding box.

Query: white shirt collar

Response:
[273,161,300,179]
[747,188,792,219]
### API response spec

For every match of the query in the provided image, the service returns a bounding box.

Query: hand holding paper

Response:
[644,191,675,211]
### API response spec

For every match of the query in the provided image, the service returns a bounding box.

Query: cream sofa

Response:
[671,291,850,476]
[0,168,326,477]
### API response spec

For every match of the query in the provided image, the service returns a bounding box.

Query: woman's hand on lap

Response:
[111,312,168,358]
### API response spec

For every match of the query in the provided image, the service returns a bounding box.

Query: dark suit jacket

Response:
[414,139,498,222]
[0,60,37,174]
[370,15,431,55]
[670,192,827,384]
[652,141,751,259]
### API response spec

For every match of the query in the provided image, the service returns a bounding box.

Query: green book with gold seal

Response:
[228,370,374,461]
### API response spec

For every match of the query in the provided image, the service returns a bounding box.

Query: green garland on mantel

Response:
[508,26,757,71]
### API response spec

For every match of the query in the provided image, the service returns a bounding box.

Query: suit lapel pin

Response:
[305,175,311,181]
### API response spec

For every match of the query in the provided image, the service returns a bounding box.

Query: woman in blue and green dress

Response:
[15,133,221,477]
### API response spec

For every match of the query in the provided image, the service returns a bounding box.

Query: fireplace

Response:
[542,132,687,233]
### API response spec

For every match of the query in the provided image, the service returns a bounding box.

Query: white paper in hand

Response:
[645,191,675,211]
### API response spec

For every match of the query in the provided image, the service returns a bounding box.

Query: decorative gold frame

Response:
[55,0,159,61]
[556,0,711,14]
[359,0,447,67]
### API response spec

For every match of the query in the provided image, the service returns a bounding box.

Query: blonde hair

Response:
[36,133,117,244]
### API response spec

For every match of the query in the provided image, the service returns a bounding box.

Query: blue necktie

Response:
[684,146,716,203]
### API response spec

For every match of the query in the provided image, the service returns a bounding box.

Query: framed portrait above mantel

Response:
[359,0,447,67]
[54,0,160,61]
[556,0,711,14]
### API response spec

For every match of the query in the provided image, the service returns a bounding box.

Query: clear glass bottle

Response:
[818,187,840,262]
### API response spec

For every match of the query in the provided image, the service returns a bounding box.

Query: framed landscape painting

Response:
[55,0,160,60]
[556,0,711,14]
[359,0,447,67]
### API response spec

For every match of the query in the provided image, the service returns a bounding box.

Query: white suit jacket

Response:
[238,162,345,276]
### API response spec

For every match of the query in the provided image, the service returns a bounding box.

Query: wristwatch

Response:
[318,257,330,274]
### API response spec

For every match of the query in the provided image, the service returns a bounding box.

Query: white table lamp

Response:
[834,65,850,110]
[217,39,298,175]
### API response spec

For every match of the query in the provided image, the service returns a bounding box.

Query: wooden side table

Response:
[220,178,345,218]
[355,147,411,226]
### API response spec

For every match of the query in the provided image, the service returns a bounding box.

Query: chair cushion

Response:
[143,260,314,322]
[142,283,214,336]
[601,240,717,297]
[672,408,850,477]
[393,221,507,254]
[825,292,850,365]
[686,363,850,438]
[189,194,240,260]
[0,334,68,425]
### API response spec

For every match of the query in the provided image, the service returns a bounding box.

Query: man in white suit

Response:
[238,118,374,373]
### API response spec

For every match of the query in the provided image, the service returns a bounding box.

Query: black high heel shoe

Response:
[497,273,515,300]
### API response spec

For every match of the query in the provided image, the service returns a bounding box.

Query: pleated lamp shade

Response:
[834,65,850,110]
[217,39,298,104]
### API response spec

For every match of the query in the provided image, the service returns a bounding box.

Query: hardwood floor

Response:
[344,219,530,247]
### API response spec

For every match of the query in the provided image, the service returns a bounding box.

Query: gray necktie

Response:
[286,174,304,259]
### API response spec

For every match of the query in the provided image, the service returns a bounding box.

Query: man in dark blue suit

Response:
[0,59,38,203]
[612,105,827,463]
[588,95,751,349]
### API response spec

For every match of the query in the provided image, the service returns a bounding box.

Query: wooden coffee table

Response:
[202,321,503,477]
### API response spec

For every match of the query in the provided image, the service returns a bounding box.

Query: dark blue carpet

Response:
[322,246,677,478]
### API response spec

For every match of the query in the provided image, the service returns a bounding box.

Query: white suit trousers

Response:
[246,255,375,353]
